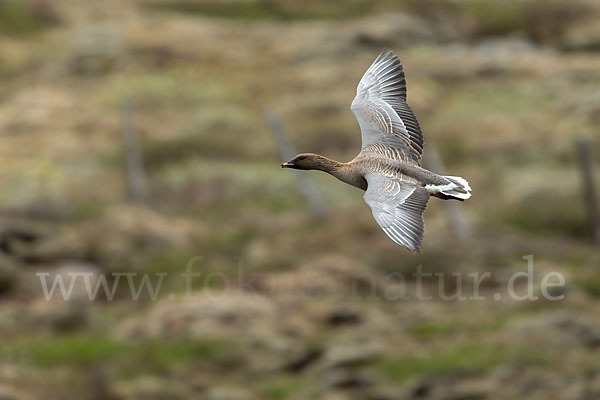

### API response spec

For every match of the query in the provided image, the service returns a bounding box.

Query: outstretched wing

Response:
[351,50,424,164]
[363,174,430,253]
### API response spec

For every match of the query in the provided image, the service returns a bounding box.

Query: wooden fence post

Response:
[575,138,600,243]
[120,102,148,204]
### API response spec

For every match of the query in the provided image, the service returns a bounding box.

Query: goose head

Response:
[281,153,324,170]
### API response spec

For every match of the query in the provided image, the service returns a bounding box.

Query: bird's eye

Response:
[299,156,306,161]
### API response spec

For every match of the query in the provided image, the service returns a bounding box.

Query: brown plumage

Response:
[282,50,471,252]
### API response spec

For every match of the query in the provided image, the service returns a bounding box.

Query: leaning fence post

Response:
[120,102,148,203]
[265,106,328,218]
[575,138,600,243]
[423,144,471,241]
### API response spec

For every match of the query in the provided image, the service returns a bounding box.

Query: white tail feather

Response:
[426,176,472,200]
[441,175,471,200]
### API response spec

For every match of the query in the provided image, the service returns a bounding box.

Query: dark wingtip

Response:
[377,48,388,61]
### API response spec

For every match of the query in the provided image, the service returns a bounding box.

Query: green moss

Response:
[8,336,126,367]
[0,0,56,36]
[407,316,508,340]
[407,321,460,339]
[70,202,107,221]
[2,335,239,375]
[375,344,551,383]
[143,251,198,275]
[126,338,236,373]
[261,377,302,400]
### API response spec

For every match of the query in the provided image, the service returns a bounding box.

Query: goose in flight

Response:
[281,50,471,252]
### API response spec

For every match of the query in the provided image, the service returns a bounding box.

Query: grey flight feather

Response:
[363,174,430,253]
[351,50,424,164]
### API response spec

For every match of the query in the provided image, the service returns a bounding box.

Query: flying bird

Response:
[281,50,471,252]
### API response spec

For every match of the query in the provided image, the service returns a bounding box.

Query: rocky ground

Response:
[1,0,600,399]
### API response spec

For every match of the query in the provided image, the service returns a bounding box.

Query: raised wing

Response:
[363,174,430,252]
[351,50,424,163]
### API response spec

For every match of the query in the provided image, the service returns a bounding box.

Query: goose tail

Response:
[428,176,472,201]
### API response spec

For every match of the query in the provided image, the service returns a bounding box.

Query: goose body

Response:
[282,50,471,252]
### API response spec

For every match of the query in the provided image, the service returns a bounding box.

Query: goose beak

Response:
[281,160,294,168]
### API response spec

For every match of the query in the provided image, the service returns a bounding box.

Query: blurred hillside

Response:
[1,0,600,399]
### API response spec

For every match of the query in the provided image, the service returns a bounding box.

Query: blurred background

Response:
[1,0,600,399]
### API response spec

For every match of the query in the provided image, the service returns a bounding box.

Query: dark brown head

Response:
[281,153,327,170]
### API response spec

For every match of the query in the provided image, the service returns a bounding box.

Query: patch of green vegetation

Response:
[0,0,57,36]
[576,275,600,298]
[491,190,588,239]
[125,248,247,297]
[147,0,379,21]
[70,202,107,221]
[99,71,242,106]
[428,82,558,166]
[261,377,303,400]
[375,344,552,383]
[125,338,235,374]
[143,250,197,275]
[407,318,507,340]
[201,228,257,255]
[8,336,127,367]
[407,321,460,339]
[2,335,239,375]
[437,82,554,121]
